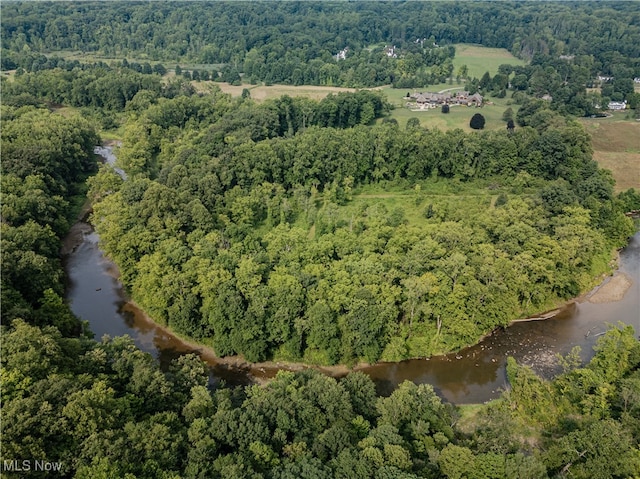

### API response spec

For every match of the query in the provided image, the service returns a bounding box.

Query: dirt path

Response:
[438,87,465,94]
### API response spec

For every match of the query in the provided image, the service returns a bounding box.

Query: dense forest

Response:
[3,2,640,74]
[3,314,640,478]
[2,2,640,478]
[2,2,640,114]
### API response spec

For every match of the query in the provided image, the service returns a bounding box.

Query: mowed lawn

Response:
[383,85,518,132]
[581,115,640,191]
[385,44,526,130]
[452,43,526,78]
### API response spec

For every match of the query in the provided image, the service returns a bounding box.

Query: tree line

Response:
[1,106,99,335]
[3,2,639,89]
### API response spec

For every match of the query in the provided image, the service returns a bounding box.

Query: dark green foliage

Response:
[502,107,513,122]
[406,117,421,129]
[1,5,639,477]
[2,66,169,112]
[4,2,639,95]
[494,193,508,207]
[470,113,486,130]
[618,188,640,212]
[1,107,98,332]
[506,119,515,132]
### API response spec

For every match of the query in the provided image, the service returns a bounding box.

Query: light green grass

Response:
[452,44,526,79]
[455,403,488,435]
[46,51,225,71]
[99,129,124,142]
[319,179,509,231]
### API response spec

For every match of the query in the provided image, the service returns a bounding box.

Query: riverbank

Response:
[68,143,639,394]
[61,226,633,382]
[64,210,640,403]
[117,261,635,381]
[587,272,633,303]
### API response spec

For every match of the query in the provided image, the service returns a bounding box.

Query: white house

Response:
[608,100,627,110]
[384,45,398,58]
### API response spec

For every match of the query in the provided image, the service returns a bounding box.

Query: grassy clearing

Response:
[50,106,79,118]
[452,44,526,78]
[322,179,510,231]
[1,70,17,82]
[592,152,640,191]
[580,118,640,191]
[99,129,124,142]
[200,81,363,101]
[48,50,187,68]
[582,117,640,153]
[391,101,516,132]
[50,105,124,142]
[289,179,518,242]
[455,403,488,435]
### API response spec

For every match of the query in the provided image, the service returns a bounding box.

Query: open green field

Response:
[581,116,640,191]
[452,43,526,78]
[383,85,519,131]
[306,178,516,236]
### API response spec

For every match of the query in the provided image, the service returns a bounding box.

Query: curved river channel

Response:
[64,147,640,404]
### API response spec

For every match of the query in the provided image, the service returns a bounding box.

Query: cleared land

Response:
[452,43,526,78]
[204,82,362,101]
[580,116,640,191]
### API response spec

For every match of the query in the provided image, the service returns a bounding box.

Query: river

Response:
[64,146,640,403]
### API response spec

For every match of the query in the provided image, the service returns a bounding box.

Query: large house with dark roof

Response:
[406,91,483,109]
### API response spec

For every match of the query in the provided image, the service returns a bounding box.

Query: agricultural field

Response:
[581,115,640,191]
[202,82,362,101]
[452,43,526,78]
[203,44,526,130]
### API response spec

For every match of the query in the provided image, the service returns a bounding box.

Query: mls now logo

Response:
[3,460,63,473]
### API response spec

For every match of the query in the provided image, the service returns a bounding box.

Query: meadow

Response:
[580,114,640,191]
[452,43,526,78]
[206,82,361,101]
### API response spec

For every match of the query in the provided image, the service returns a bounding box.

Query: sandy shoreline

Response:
[587,273,632,303]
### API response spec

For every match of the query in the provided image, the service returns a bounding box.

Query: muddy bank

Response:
[60,222,93,256]
[121,299,363,380]
[588,273,632,303]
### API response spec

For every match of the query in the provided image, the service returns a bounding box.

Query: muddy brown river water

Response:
[65,147,639,403]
